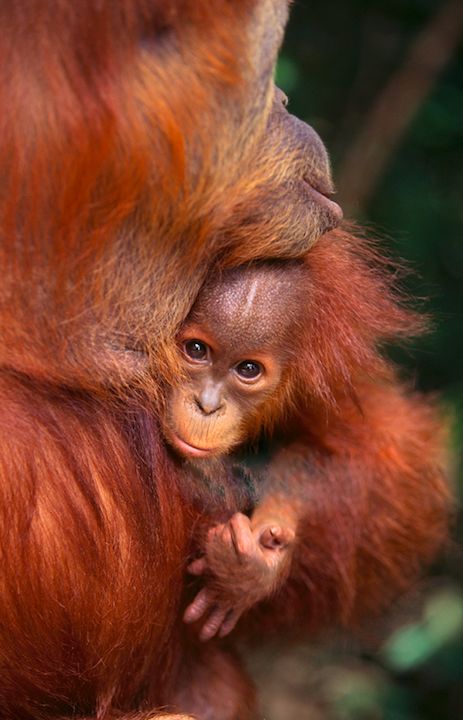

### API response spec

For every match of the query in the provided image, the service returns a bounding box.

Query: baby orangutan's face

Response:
[164,264,306,459]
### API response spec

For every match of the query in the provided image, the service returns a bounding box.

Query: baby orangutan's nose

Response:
[194,386,223,416]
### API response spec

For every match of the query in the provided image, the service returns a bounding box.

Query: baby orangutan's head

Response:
[164,262,307,459]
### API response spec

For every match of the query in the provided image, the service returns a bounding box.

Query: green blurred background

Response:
[254,1,463,718]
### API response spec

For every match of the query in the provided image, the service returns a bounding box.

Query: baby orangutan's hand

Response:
[183,512,295,641]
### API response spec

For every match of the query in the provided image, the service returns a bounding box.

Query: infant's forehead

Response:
[190,264,307,348]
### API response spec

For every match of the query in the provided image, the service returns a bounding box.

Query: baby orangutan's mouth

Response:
[169,433,215,459]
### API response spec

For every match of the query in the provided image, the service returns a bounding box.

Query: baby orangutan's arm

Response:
[183,497,297,641]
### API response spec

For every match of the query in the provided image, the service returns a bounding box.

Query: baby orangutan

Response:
[163,262,308,641]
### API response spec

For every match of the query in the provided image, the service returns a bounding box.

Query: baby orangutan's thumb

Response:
[259,525,295,550]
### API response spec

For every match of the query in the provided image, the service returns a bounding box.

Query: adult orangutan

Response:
[0,1,449,720]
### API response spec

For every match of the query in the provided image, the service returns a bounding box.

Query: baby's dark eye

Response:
[184,339,208,362]
[234,360,262,381]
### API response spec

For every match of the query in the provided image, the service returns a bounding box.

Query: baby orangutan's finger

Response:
[206,524,223,542]
[229,513,255,558]
[218,609,242,638]
[207,522,233,554]
[199,606,229,642]
[187,557,208,576]
[183,587,213,624]
[218,522,233,548]
[207,522,233,546]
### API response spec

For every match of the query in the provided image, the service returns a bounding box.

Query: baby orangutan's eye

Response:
[234,360,263,382]
[183,339,209,362]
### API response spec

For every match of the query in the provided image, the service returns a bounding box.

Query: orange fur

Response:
[0,1,450,719]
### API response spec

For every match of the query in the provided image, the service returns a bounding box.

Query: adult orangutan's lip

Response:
[170,433,214,459]
[302,179,344,223]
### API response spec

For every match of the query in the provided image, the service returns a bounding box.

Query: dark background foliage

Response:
[254,1,463,717]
